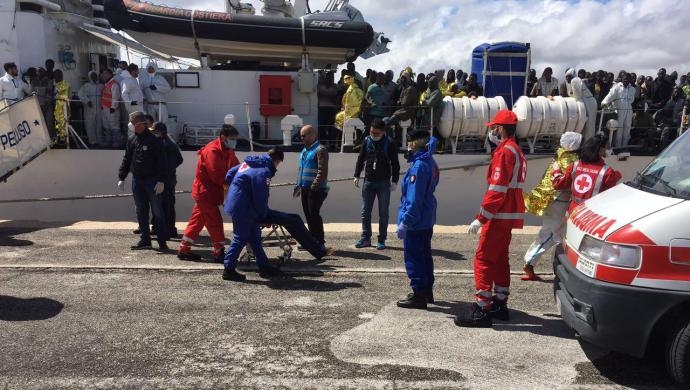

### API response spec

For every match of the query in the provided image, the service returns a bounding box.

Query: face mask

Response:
[370,135,383,142]
[605,149,613,158]
[488,130,500,145]
[128,122,135,133]
[224,139,237,149]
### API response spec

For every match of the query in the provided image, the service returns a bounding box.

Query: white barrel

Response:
[513,96,587,139]
[438,96,507,139]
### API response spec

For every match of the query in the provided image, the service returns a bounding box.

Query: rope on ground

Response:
[0,155,552,204]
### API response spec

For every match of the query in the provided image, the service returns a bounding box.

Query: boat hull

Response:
[104,0,374,64]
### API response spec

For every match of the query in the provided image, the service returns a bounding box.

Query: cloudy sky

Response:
[149,0,689,78]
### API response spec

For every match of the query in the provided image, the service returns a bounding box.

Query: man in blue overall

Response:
[222,149,284,281]
[396,130,440,309]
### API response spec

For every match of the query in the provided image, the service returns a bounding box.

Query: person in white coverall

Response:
[78,71,103,146]
[140,62,171,123]
[571,75,598,142]
[121,64,144,116]
[601,72,636,148]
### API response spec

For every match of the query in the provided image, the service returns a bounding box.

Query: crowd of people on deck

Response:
[318,62,690,152]
[0,59,171,148]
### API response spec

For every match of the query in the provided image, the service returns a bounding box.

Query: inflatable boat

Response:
[104,0,375,66]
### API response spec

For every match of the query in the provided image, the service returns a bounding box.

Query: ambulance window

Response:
[634,131,690,199]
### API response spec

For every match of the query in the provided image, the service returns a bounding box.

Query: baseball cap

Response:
[485,109,518,127]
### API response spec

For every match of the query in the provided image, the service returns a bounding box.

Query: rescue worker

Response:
[117,111,169,251]
[221,149,285,281]
[141,62,172,122]
[0,62,30,103]
[32,67,55,141]
[521,132,582,281]
[552,134,622,214]
[152,122,184,238]
[455,109,527,327]
[101,68,122,149]
[78,71,103,147]
[353,118,401,250]
[177,125,240,262]
[601,72,636,150]
[121,64,144,117]
[296,125,329,245]
[571,75,598,141]
[396,130,440,310]
[53,69,70,145]
[335,74,364,131]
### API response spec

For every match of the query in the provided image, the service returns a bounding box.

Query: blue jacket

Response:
[224,155,276,220]
[397,137,440,231]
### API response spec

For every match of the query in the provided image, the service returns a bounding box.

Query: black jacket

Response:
[354,135,400,183]
[118,130,167,182]
[162,136,183,183]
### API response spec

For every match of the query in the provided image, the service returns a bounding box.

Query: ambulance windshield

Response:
[634,131,690,199]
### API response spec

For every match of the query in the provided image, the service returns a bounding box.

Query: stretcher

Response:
[239,224,296,265]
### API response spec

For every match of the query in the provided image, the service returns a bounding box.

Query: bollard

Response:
[280,115,303,146]
[399,120,412,150]
[341,118,364,153]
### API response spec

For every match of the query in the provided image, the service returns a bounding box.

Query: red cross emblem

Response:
[574,174,593,194]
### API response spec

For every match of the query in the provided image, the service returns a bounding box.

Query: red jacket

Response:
[477,137,527,228]
[191,138,240,204]
[552,159,622,212]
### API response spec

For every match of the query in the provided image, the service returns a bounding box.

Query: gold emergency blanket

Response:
[335,82,363,130]
[524,147,579,216]
[54,80,71,142]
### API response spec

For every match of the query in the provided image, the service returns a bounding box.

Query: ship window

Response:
[18,2,43,13]
[174,72,199,88]
[268,88,283,105]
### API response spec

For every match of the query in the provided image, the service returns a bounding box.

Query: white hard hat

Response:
[560,131,582,151]
[224,114,235,125]
[606,119,620,131]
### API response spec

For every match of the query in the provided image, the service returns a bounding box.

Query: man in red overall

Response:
[456,110,527,328]
[178,125,240,262]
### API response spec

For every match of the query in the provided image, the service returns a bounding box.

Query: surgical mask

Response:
[128,122,134,133]
[224,139,237,149]
[605,149,613,157]
[370,135,383,142]
[488,131,500,145]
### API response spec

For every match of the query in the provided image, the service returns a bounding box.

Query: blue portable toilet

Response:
[470,42,531,109]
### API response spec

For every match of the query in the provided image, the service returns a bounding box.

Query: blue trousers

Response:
[224,216,268,269]
[361,179,391,243]
[132,176,168,244]
[403,228,434,292]
[261,209,327,259]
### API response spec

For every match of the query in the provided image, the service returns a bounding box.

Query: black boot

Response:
[396,291,428,310]
[258,265,282,278]
[454,303,492,328]
[130,239,152,250]
[490,297,510,321]
[222,268,246,282]
[177,251,201,261]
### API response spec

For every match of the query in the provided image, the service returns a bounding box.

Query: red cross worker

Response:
[552,134,622,213]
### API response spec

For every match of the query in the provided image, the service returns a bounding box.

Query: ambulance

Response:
[554,130,690,385]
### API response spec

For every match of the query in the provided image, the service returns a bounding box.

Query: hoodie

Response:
[224,154,277,220]
[397,137,440,230]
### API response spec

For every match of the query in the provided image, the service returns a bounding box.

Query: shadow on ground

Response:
[0,295,64,321]
[0,220,73,247]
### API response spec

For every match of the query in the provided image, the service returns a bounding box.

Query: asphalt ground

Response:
[0,221,681,389]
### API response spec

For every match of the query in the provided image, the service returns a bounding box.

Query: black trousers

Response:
[161,180,177,235]
[300,187,328,244]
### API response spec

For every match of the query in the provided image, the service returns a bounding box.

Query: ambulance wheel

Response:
[666,318,690,386]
